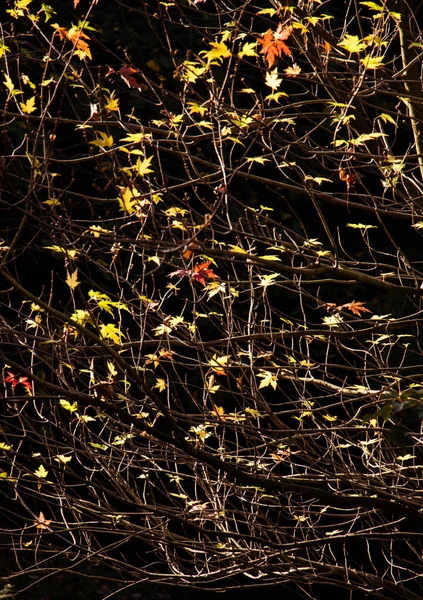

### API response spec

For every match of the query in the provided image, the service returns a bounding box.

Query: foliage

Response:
[2,0,423,598]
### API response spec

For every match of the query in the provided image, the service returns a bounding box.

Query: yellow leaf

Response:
[257,370,278,390]
[200,41,231,63]
[105,93,119,111]
[120,132,149,143]
[246,156,270,164]
[99,323,125,344]
[3,74,15,93]
[135,155,154,177]
[380,113,397,126]
[117,186,141,215]
[187,102,208,116]
[338,34,367,53]
[20,96,37,114]
[66,269,80,290]
[361,55,385,69]
[89,131,114,148]
[34,464,48,478]
[154,378,167,392]
[54,455,72,464]
[238,42,257,58]
[153,323,172,336]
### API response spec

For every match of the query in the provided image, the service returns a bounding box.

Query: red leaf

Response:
[192,261,219,286]
[4,372,18,387]
[4,372,32,394]
[18,376,33,395]
[119,66,142,89]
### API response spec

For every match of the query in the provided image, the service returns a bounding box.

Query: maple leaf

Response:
[20,96,37,114]
[52,24,91,59]
[135,155,154,177]
[257,370,278,390]
[99,323,125,344]
[168,268,189,280]
[265,68,282,90]
[4,372,18,387]
[284,63,301,77]
[4,372,32,394]
[258,24,292,68]
[338,34,367,54]
[34,511,52,530]
[339,167,358,189]
[119,65,142,89]
[339,301,372,316]
[192,261,219,286]
[34,464,48,479]
[210,405,225,418]
[154,378,167,392]
[200,41,231,63]
[18,376,32,395]
[209,354,230,376]
[66,269,80,290]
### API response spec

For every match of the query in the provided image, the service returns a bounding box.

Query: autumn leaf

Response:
[117,186,141,215]
[20,96,37,114]
[52,23,92,59]
[119,65,142,89]
[200,41,231,63]
[104,93,120,111]
[338,34,367,54]
[208,354,230,376]
[210,405,225,418]
[339,167,358,189]
[192,261,219,286]
[361,55,385,70]
[238,42,258,58]
[265,68,282,90]
[4,372,32,394]
[135,155,154,177]
[89,131,114,148]
[258,24,292,68]
[99,323,125,344]
[34,511,52,530]
[34,464,48,479]
[284,63,301,77]
[338,301,372,316]
[66,269,80,290]
[154,378,167,392]
[257,370,278,390]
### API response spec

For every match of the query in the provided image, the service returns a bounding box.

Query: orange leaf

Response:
[34,512,52,530]
[192,261,219,286]
[339,301,371,316]
[258,24,292,68]
[339,167,358,189]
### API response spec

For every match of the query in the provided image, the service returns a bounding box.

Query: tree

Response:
[2,0,423,598]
